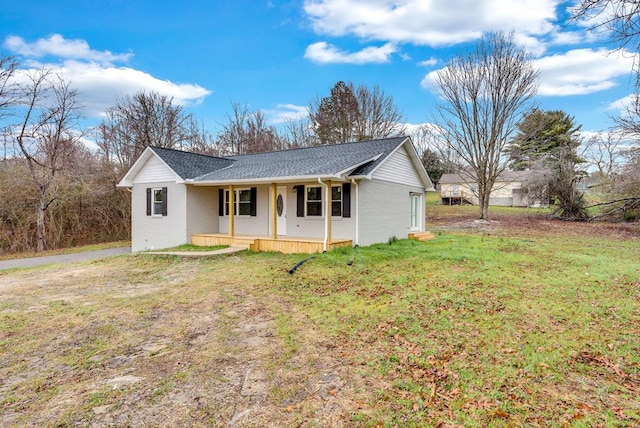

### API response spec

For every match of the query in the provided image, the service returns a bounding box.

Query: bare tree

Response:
[1,55,19,161]
[309,81,405,145]
[571,0,640,86]
[281,117,317,148]
[353,84,406,140]
[431,31,539,219]
[182,116,218,155]
[0,55,19,121]
[411,123,463,170]
[583,130,624,177]
[13,70,82,251]
[216,102,282,155]
[96,90,193,170]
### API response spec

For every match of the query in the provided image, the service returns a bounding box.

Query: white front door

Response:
[410,194,421,231]
[276,186,287,235]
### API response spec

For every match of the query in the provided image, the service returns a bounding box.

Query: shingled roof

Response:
[150,147,234,179]
[145,137,410,184]
[117,136,432,189]
[193,137,406,182]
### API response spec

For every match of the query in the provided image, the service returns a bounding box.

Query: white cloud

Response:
[266,104,309,123]
[420,48,636,97]
[536,48,635,96]
[420,69,441,91]
[4,35,211,118]
[303,0,558,47]
[419,58,438,67]
[608,93,634,113]
[304,41,396,64]
[4,34,132,65]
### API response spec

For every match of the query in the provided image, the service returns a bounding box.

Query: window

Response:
[331,186,342,217]
[152,189,163,216]
[306,186,322,216]
[146,187,167,216]
[224,188,256,216]
[238,189,251,216]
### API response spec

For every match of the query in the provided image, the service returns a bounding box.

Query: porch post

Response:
[326,180,332,246]
[229,185,235,237]
[271,183,277,239]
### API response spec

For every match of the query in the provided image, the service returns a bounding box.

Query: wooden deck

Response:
[191,234,352,254]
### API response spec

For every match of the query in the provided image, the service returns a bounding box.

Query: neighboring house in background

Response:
[117,136,435,253]
[439,170,549,207]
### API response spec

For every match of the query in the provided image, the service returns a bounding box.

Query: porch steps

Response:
[408,231,436,241]
[192,235,254,249]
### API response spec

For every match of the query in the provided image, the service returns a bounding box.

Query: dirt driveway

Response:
[0,254,360,427]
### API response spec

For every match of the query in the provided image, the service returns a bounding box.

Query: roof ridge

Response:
[227,135,408,158]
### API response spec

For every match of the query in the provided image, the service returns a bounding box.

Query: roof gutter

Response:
[185,173,342,186]
[318,177,329,252]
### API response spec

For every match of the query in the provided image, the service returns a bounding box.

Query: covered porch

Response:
[191,233,352,254]
[194,182,353,254]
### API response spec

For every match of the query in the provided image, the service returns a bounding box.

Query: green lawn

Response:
[272,233,639,426]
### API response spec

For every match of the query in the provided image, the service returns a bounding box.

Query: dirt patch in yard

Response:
[428,210,640,240]
[0,256,361,427]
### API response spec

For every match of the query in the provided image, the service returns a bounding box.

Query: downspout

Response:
[317,178,329,252]
[350,178,359,246]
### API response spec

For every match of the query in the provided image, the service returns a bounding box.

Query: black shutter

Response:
[295,185,305,217]
[146,188,151,216]
[161,187,168,216]
[250,187,257,216]
[342,183,351,218]
[218,188,224,216]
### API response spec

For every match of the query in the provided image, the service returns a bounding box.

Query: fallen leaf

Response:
[494,409,509,418]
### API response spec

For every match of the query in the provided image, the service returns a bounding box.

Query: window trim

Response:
[305,185,323,217]
[331,185,342,218]
[224,187,256,217]
[148,187,167,217]
[303,184,345,218]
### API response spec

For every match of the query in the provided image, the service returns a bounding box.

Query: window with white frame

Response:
[306,186,322,216]
[237,189,251,215]
[331,186,342,217]
[152,188,164,216]
[225,188,253,216]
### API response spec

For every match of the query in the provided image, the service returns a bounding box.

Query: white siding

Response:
[218,185,270,236]
[371,145,423,188]
[131,181,188,252]
[187,186,218,236]
[358,179,424,246]
[133,156,177,184]
[287,182,356,241]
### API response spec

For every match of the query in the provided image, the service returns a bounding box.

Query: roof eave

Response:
[186,173,346,186]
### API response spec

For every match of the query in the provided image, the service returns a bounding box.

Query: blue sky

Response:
[1,0,637,144]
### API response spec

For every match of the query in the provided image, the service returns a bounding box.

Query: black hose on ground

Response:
[347,245,358,266]
[288,256,315,274]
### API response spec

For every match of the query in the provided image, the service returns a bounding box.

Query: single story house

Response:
[117,136,435,253]
[439,170,549,207]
